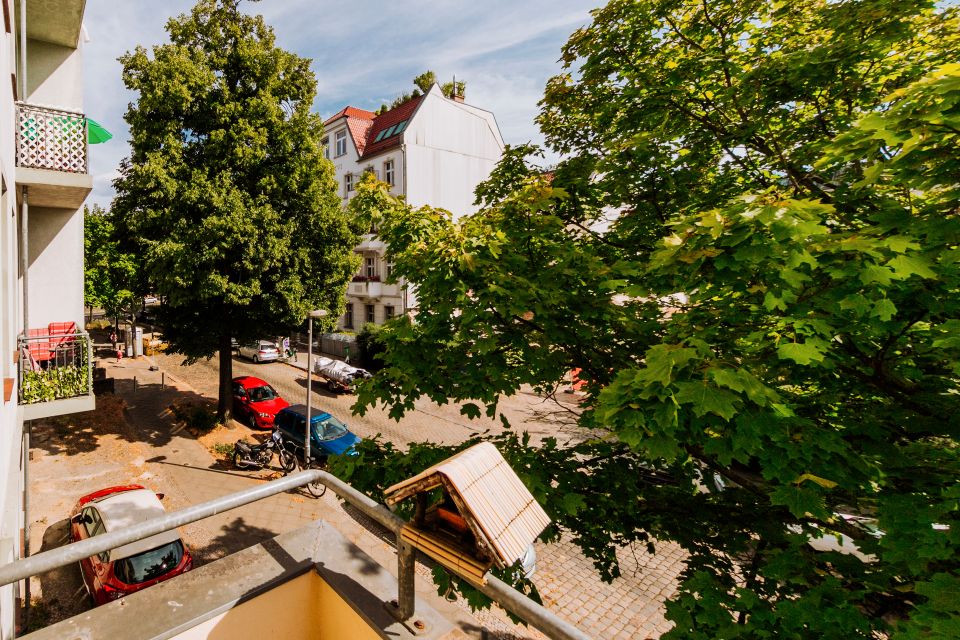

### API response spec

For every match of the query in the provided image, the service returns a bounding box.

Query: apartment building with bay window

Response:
[323,83,504,329]
[0,1,96,635]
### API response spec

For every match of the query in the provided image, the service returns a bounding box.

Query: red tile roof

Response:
[324,106,375,125]
[324,107,376,156]
[360,95,424,159]
[324,95,426,161]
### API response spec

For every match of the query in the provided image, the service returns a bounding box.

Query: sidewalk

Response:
[27,354,544,639]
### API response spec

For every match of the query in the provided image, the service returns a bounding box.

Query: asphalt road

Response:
[150,351,581,448]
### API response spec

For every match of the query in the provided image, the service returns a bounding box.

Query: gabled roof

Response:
[324,107,376,156]
[384,442,551,571]
[323,94,426,162]
[360,94,424,159]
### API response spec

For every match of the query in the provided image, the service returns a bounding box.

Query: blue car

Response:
[274,404,361,464]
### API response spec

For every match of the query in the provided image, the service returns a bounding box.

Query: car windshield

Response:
[314,416,348,441]
[114,540,183,585]
[247,385,278,402]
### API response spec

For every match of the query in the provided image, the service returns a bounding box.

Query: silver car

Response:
[238,340,280,363]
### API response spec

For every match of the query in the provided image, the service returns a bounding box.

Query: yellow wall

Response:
[170,572,383,640]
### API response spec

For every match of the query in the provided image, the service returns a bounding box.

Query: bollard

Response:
[134,376,138,393]
[161,372,165,390]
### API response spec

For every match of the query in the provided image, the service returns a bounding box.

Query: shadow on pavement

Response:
[29,378,217,458]
[191,516,283,564]
[29,518,90,629]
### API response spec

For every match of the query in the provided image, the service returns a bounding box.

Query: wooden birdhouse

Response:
[384,442,551,585]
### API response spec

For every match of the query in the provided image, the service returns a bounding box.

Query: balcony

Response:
[349,276,403,299]
[4,471,590,640]
[15,102,93,208]
[17,324,95,420]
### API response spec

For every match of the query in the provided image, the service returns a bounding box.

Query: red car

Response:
[232,376,290,429]
[70,485,192,605]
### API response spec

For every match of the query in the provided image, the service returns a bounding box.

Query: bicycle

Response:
[289,447,327,498]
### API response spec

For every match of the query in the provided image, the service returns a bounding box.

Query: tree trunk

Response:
[218,334,233,421]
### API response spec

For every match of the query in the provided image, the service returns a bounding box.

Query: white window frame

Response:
[335,130,347,157]
[345,173,354,194]
[321,137,329,160]
[365,256,377,278]
[384,159,394,186]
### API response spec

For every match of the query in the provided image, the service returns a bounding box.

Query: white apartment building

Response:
[0,1,92,635]
[323,83,504,329]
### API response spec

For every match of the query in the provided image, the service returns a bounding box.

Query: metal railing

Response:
[17,330,93,405]
[0,470,592,640]
[16,102,88,173]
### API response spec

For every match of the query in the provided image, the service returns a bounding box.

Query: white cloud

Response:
[83,0,598,207]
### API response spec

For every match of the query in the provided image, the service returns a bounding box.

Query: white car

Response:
[238,340,280,363]
[143,295,159,305]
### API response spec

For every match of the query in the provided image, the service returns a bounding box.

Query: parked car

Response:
[231,376,290,429]
[238,340,280,363]
[70,485,193,605]
[143,295,159,305]
[274,404,361,465]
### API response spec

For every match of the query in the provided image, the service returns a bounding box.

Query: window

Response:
[344,304,353,329]
[366,304,376,323]
[335,130,347,156]
[392,120,408,135]
[384,159,394,186]
[345,173,354,194]
[386,260,394,278]
[374,129,388,143]
[384,305,395,320]
[321,137,329,160]
[365,257,376,278]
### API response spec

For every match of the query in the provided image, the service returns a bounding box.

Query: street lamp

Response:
[305,309,328,465]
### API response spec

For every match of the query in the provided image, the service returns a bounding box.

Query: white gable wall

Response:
[402,88,503,219]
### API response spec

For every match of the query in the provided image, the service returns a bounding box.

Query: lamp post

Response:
[305,309,328,465]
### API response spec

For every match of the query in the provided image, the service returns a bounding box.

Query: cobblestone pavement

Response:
[146,350,687,638]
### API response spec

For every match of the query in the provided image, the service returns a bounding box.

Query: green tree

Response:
[83,204,138,327]
[377,70,467,113]
[114,0,358,419]
[340,2,960,637]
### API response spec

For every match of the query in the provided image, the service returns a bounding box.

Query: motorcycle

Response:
[233,426,297,473]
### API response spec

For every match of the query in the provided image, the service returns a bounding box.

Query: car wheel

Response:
[253,355,259,364]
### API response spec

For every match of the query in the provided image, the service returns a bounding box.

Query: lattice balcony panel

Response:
[16,103,88,173]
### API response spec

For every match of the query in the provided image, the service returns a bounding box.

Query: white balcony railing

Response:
[16,102,88,173]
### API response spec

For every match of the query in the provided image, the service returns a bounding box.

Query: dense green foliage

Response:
[113,0,358,417]
[343,1,960,637]
[83,204,138,324]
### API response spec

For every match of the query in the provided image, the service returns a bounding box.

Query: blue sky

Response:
[82,0,599,207]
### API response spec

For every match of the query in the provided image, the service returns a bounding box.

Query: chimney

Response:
[452,74,464,102]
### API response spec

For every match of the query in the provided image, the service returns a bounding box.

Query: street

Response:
[26,348,684,639]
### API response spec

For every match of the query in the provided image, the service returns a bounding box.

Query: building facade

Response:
[323,84,504,329]
[0,1,93,635]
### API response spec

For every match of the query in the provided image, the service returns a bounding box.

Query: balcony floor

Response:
[21,393,95,420]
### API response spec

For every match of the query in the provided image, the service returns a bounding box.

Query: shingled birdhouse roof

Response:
[384,442,551,582]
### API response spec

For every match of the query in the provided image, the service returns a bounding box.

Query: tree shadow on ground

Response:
[291,374,342,399]
[190,516,284,565]
[29,380,217,458]
[28,518,90,629]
